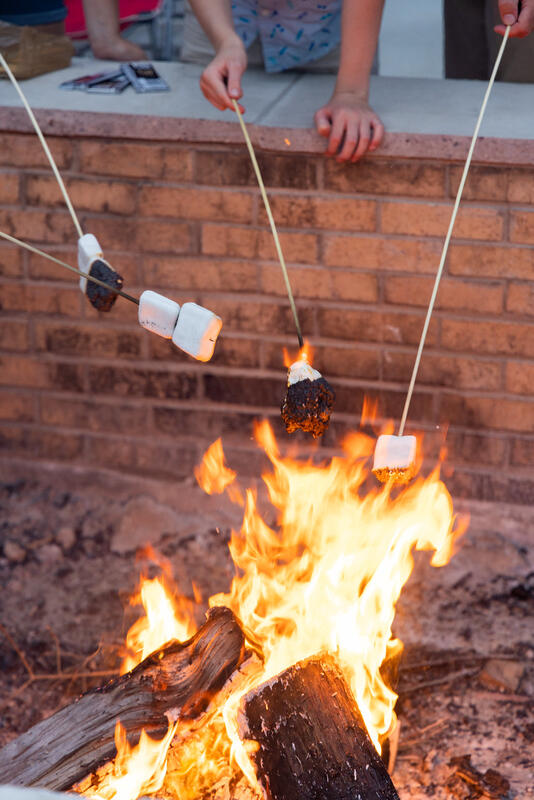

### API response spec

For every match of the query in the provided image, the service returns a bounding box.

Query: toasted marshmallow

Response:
[372,434,417,484]
[138,290,180,339]
[287,359,322,385]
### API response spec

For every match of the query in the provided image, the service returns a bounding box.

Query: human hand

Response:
[199,35,247,112]
[314,91,384,162]
[495,0,534,37]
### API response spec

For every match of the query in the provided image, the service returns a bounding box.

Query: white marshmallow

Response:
[77,233,103,293]
[373,434,417,471]
[138,290,180,339]
[172,302,222,362]
[287,359,322,385]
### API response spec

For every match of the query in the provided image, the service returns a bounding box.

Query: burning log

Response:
[0,606,245,792]
[238,654,400,800]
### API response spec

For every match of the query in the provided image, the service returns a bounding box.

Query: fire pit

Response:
[0,429,533,800]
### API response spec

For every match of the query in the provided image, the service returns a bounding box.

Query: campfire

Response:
[0,417,466,800]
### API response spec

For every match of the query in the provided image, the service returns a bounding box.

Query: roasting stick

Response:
[373,26,511,484]
[0,52,83,239]
[0,231,139,305]
[231,98,303,348]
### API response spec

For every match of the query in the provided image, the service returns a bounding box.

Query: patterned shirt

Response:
[231,0,342,73]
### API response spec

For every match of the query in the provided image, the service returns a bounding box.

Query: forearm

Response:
[188,0,239,49]
[335,0,385,97]
[82,0,120,45]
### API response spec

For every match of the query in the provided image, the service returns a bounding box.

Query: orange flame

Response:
[82,719,177,800]
[121,575,197,674]
[283,340,314,368]
[195,437,243,505]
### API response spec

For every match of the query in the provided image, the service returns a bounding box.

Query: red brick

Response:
[261,265,332,300]
[264,341,380,380]
[323,234,442,273]
[0,282,83,317]
[0,133,72,169]
[88,365,198,399]
[0,172,20,205]
[202,224,318,263]
[441,395,534,433]
[161,148,194,181]
[86,434,198,479]
[330,270,379,303]
[203,372,282,407]
[136,220,192,254]
[0,355,49,388]
[382,311,439,347]
[0,425,83,460]
[510,438,534,466]
[446,431,507,467]
[149,332,260,368]
[25,175,136,215]
[507,168,534,204]
[324,160,446,197]
[449,165,507,201]
[142,256,258,293]
[138,186,253,223]
[317,307,382,343]
[441,319,534,358]
[506,282,534,317]
[0,245,22,277]
[153,405,260,441]
[79,141,167,179]
[0,209,74,244]
[506,362,534,395]
[510,209,534,244]
[259,194,376,232]
[448,243,534,280]
[0,391,34,421]
[34,322,142,360]
[385,275,503,314]
[207,298,315,337]
[383,350,502,391]
[0,319,29,351]
[39,395,149,433]
[381,201,504,241]
[195,150,318,189]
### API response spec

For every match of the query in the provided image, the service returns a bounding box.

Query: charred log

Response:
[0,606,245,792]
[238,654,400,800]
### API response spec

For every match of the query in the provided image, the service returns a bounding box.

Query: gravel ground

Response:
[0,456,533,800]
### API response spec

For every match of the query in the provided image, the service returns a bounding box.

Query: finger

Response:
[227,61,244,100]
[325,113,347,156]
[498,0,519,26]
[205,67,234,110]
[336,117,359,162]
[513,4,534,35]
[314,108,332,138]
[351,119,371,163]
[200,76,227,111]
[368,118,384,152]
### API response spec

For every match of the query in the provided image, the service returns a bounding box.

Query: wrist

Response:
[332,84,369,102]
[214,30,244,53]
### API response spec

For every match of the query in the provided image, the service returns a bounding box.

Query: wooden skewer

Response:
[0,52,84,240]
[232,99,304,348]
[397,26,511,436]
[0,231,139,305]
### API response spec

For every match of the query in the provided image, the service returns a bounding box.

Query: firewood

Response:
[238,654,400,800]
[0,606,245,792]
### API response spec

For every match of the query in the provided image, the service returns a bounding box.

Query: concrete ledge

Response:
[0,58,533,164]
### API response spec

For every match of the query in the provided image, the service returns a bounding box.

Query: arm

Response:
[495,0,534,37]
[315,0,385,162]
[82,0,145,61]
[188,0,247,111]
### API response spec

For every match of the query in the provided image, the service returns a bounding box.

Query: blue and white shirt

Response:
[231,0,342,73]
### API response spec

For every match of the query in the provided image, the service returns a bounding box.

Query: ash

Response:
[281,377,335,438]
[0,461,533,799]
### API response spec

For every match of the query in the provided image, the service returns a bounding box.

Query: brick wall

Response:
[0,131,533,503]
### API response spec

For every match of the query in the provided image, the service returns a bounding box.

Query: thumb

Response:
[314,108,332,138]
[227,62,243,99]
[498,0,519,25]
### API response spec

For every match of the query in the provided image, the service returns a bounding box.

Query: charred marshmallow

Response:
[138,290,180,339]
[172,302,222,362]
[372,434,417,484]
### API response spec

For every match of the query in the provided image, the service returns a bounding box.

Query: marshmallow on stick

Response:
[281,356,335,439]
[372,434,417,485]
[78,234,123,312]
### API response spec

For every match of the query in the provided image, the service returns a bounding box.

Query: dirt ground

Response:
[0,455,533,800]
